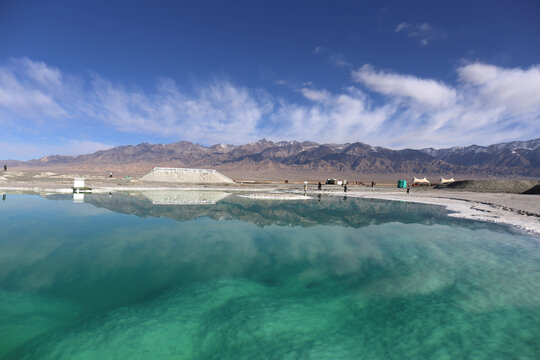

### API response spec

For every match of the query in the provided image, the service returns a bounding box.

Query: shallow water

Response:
[0,193,539,359]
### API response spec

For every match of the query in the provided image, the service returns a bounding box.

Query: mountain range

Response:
[6,138,540,179]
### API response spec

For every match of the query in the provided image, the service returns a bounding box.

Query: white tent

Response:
[412,177,430,184]
[440,177,455,184]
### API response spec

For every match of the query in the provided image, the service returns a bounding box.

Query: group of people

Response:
[304,181,347,193]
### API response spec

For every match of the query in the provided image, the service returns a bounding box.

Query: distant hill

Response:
[5,138,540,179]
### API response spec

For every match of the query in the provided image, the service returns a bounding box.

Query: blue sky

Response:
[1,0,539,159]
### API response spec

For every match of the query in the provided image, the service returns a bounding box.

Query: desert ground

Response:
[1,170,539,235]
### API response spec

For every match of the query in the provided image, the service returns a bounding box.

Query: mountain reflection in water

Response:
[48,191,500,231]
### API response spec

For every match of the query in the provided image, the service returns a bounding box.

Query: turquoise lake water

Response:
[0,193,539,359]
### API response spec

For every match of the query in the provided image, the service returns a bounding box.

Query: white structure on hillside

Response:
[440,177,455,184]
[141,167,234,184]
[412,177,430,184]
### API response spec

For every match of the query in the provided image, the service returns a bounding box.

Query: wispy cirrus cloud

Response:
[395,22,446,46]
[313,46,352,68]
[0,57,539,159]
[87,76,271,144]
[352,64,456,107]
[0,60,68,120]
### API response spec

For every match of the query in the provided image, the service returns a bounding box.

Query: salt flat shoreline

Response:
[326,191,540,235]
[1,171,538,235]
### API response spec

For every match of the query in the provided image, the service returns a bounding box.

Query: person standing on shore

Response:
[344,184,348,193]
[318,182,322,191]
[3,164,6,171]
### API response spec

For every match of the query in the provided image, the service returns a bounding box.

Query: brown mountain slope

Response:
[5,138,540,179]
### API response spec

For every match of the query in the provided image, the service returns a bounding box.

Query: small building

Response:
[73,178,85,188]
[73,178,92,193]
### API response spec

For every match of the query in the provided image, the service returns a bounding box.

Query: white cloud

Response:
[19,57,63,88]
[395,22,446,46]
[313,46,352,68]
[300,88,331,102]
[329,53,351,68]
[353,64,456,107]
[269,87,392,144]
[0,57,539,155]
[395,22,410,33]
[87,76,270,144]
[349,63,540,148]
[0,63,68,120]
[458,63,540,114]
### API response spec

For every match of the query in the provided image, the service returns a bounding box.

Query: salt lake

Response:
[0,193,539,359]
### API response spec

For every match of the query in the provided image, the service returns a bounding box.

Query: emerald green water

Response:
[0,193,539,359]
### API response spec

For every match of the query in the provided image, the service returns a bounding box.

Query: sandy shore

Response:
[1,171,539,235]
